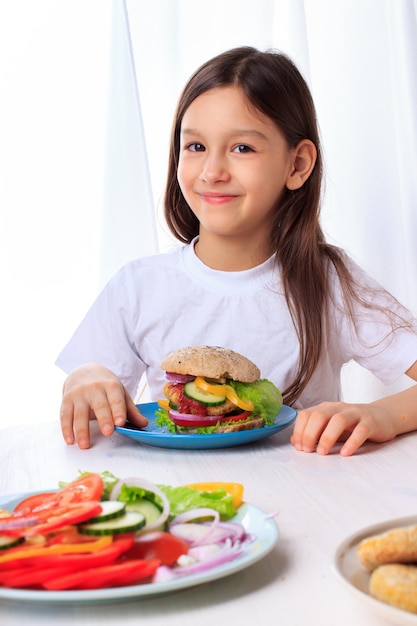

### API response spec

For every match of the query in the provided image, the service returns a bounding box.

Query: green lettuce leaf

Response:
[229,378,282,425]
[158,485,236,520]
[114,481,236,520]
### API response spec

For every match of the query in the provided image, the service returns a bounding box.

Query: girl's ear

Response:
[286,139,317,190]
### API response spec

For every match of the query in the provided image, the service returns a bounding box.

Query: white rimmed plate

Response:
[0,497,278,605]
[333,515,417,624]
[114,402,296,449]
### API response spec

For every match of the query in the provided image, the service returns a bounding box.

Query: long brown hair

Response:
[163,46,409,406]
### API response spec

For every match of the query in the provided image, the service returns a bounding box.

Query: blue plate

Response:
[114,402,297,450]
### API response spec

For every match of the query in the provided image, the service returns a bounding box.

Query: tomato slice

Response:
[6,501,103,538]
[54,474,104,505]
[169,410,251,428]
[14,474,104,517]
[13,492,58,515]
[122,531,189,566]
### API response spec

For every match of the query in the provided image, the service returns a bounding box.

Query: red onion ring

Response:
[169,507,221,546]
[0,516,39,531]
[165,372,195,383]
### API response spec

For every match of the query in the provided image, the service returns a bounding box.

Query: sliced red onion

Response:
[0,516,39,531]
[209,521,247,542]
[169,522,228,546]
[168,507,221,546]
[169,507,220,526]
[169,542,246,577]
[168,410,225,424]
[186,543,224,562]
[152,565,177,583]
[165,372,195,383]
[110,477,170,531]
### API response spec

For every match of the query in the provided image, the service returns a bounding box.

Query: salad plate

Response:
[114,402,296,449]
[333,515,417,625]
[0,497,278,605]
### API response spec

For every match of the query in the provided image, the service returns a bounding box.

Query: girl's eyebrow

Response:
[181,128,270,141]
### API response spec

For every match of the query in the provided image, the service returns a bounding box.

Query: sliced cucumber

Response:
[126,499,163,528]
[78,511,146,536]
[0,535,24,550]
[87,500,126,523]
[184,381,226,406]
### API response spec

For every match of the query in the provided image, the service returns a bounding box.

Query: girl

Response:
[57,46,417,454]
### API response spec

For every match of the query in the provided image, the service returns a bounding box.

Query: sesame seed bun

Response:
[160,345,260,383]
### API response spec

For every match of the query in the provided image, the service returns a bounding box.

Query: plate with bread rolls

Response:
[334,515,417,624]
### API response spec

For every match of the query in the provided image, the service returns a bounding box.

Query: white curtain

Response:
[126,0,417,401]
[0,0,416,429]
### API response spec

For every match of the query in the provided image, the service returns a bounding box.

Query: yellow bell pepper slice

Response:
[186,482,244,509]
[157,399,170,411]
[194,377,228,397]
[0,535,113,564]
[194,377,254,411]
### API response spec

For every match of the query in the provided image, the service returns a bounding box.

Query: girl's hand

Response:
[290,401,398,457]
[60,364,148,449]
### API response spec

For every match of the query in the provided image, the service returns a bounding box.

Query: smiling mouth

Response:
[198,192,238,205]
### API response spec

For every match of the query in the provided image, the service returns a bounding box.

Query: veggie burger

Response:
[155,345,283,433]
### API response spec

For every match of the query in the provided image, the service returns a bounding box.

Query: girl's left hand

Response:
[290,401,398,457]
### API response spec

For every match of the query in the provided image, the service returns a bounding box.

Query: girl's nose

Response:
[199,154,230,183]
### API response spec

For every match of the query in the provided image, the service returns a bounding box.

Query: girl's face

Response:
[177,85,296,251]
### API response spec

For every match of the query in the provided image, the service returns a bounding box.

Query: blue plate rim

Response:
[114,402,296,449]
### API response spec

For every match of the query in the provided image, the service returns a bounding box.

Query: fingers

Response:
[291,402,372,457]
[60,379,134,449]
[125,394,149,428]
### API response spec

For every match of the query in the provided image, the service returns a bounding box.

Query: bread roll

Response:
[161,345,260,382]
[357,525,417,570]
[370,564,417,614]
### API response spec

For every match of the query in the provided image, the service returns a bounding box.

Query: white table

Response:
[1,419,416,626]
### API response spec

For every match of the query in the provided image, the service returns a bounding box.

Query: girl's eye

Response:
[233,144,253,153]
[187,143,205,152]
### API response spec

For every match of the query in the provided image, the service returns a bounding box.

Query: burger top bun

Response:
[161,345,260,383]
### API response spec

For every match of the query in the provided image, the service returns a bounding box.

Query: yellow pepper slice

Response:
[157,399,170,411]
[194,377,254,411]
[186,482,244,509]
[0,535,113,564]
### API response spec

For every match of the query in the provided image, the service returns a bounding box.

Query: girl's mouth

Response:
[198,192,238,205]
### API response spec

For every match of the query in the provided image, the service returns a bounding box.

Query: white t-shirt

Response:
[55,239,417,409]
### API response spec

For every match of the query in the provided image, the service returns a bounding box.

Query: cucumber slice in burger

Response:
[184,381,226,406]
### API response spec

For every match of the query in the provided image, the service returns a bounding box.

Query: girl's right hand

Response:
[59,364,148,449]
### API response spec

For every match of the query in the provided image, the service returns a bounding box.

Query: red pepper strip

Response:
[0,534,112,565]
[0,566,77,589]
[43,558,161,590]
[0,535,133,572]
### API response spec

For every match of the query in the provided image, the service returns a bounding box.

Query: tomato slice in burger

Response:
[168,410,251,428]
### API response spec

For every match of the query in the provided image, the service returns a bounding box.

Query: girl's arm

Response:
[60,364,148,449]
[291,360,417,457]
